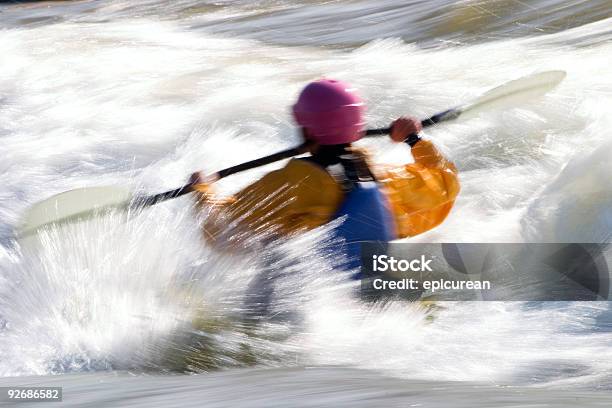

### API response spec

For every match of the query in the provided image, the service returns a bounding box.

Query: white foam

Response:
[0,16,611,386]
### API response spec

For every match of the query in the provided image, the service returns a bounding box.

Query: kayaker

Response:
[190,79,460,250]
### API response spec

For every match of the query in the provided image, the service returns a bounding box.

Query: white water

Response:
[1,1,611,392]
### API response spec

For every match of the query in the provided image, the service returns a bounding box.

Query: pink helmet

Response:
[292,79,365,145]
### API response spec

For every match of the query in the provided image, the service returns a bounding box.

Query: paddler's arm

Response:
[188,172,235,208]
[381,117,460,237]
[389,115,457,173]
[407,138,458,173]
[389,116,457,171]
[188,172,238,244]
[188,161,343,245]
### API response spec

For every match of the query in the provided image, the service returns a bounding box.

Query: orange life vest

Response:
[194,140,459,244]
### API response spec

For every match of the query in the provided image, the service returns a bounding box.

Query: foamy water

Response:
[0,0,611,395]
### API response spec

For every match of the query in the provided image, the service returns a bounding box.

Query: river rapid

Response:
[1,0,611,406]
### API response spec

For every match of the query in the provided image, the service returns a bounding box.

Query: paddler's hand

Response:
[189,171,203,186]
[390,116,422,144]
[189,171,219,193]
[188,171,210,193]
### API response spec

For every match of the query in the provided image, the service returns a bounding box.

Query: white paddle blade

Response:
[18,186,133,239]
[461,70,567,118]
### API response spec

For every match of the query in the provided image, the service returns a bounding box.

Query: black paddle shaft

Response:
[137,143,312,207]
[364,108,460,136]
[137,107,461,208]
